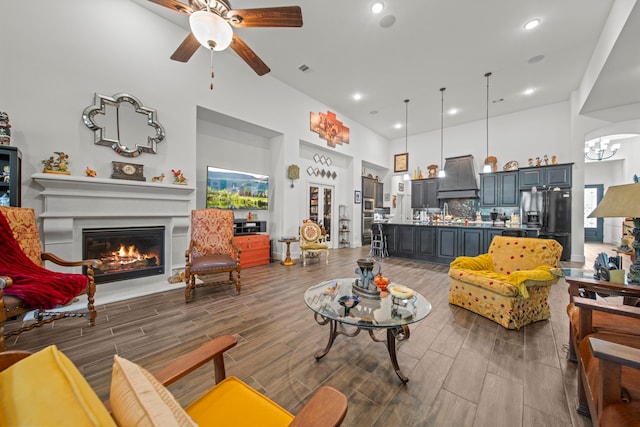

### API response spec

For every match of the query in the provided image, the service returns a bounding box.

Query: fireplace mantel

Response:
[32,173,194,282]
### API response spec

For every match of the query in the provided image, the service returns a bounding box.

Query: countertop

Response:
[377,220,538,230]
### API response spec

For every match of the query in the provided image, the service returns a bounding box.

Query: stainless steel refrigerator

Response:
[521,189,571,260]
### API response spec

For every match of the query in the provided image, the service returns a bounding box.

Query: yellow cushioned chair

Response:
[448,235,562,329]
[0,336,348,427]
[299,222,329,266]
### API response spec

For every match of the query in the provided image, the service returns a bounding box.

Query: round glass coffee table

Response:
[304,278,432,383]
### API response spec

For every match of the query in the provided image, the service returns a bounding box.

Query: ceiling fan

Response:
[146,0,303,76]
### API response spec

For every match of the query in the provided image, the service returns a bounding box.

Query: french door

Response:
[308,183,334,247]
[584,184,603,242]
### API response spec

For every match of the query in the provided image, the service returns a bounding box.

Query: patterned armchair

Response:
[448,236,562,329]
[0,206,100,351]
[299,222,329,266]
[185,209,241,302]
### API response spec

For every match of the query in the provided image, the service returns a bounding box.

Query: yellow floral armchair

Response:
[299,222,329,266]
[448,236,562,329]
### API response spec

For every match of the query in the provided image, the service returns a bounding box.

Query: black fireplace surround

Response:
[83,226,165,284]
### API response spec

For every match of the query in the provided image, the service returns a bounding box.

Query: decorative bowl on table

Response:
[337,295,360,316]
[389,285,415,307]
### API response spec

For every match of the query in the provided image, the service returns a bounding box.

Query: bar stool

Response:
[369,223,388,258]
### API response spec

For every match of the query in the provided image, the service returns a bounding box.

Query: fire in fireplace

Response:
[83,226,165,284]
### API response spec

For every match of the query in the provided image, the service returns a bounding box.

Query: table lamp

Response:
[588,183,640,283]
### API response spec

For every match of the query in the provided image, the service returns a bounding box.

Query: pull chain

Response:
[210,47,215,91]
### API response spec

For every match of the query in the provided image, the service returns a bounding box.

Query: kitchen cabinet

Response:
[0,146,21,207]
[437,227,457,260]
[415,226,437,259]
[519,163,573,190]
[411,178,439,209]
[375,182,384,207]
[458,228,484,257]
[396,225,416,257]
[362,177,376,199]
[480,171,519,207]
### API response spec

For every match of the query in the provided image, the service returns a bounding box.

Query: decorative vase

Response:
[353,258,382,298]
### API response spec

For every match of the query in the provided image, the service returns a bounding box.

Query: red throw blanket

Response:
[0,213,88,309]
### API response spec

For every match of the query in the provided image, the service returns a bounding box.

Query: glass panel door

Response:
[584,184,603,242]
[308,184,335,248]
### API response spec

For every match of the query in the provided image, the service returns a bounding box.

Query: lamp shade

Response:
[588,183,640,218]
[189,11,233,51]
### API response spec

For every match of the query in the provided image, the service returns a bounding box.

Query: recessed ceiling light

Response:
[371,2,384,14]
[353,93,362,101]
[394,123,402,129]
[523,88,535,96]
[448,108,458,115]
[524,19,540,30]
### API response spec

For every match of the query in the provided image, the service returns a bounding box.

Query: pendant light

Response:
[403,99,411,180]
[438,88,446,178]
[482,72,493,173]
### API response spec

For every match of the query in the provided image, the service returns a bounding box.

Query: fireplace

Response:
[83,226,165,284]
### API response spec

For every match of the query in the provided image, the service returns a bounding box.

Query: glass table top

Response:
[304,278,432,329]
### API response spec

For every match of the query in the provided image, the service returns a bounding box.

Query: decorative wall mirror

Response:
[82,93,165,157]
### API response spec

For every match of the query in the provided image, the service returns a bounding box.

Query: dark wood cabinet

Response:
[458,228,483,257]
[519,163,573,190]
[415,226,437,259]
[0,146,21,207]
[396,225,416,257]
[480,171,519,207]
[437,227,457,260]
[362,177,376,199]
[375,182,384,207]
[411,178,439,209]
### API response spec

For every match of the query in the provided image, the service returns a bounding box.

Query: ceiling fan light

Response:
[189,10,233,51]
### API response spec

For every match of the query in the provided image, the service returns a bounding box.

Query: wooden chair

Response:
[565,277,640,426]
[184,208,241,302]
[0,335,349,426]
[0,206,100,351]
[572,297,640,425]
[299,222,329,266]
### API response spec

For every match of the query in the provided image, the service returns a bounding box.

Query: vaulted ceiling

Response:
[132,0,640,140]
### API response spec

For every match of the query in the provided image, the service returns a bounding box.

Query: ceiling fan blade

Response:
[230,34,270,76]
[145,0,192,14]
[170,33,201,62]
[227,6,303,28]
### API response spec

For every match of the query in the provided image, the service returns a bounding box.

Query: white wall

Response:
[3,0,629,262]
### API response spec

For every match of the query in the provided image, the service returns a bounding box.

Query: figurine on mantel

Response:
[171,169,188,185]
[42,152,71,175]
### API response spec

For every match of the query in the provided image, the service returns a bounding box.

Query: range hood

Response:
[437,155,480,199]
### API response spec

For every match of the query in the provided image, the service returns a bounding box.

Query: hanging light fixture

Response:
[438,88,446,178]
[482,72,493,173]
[584,137,621,161]
[403,99,411,180]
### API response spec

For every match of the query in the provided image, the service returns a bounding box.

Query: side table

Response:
[278,237,298,266]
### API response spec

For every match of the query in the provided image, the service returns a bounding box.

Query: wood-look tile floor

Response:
[4,244,613,427]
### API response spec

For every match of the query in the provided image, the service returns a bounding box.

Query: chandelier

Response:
[584,138,620,161]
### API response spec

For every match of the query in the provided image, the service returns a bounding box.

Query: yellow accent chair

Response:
[185,208,241,302]
[299,222,329,266]
[448,235,562,329]
[0,335,348,427]
[0,206,100,351]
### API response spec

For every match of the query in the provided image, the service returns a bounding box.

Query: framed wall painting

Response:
[394,153,409,172]
[398,182,405,192]
[354,190,361,204]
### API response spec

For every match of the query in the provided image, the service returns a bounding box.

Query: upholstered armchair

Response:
[0,335,348,426]
[448,236,562,329]
[0,206,100,351]
[299,222,329,266]
[185,208,241,302]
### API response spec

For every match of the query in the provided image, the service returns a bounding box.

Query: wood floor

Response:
[4,243,617,426]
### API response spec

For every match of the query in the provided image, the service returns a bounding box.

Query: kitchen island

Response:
[380,221,539,264]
